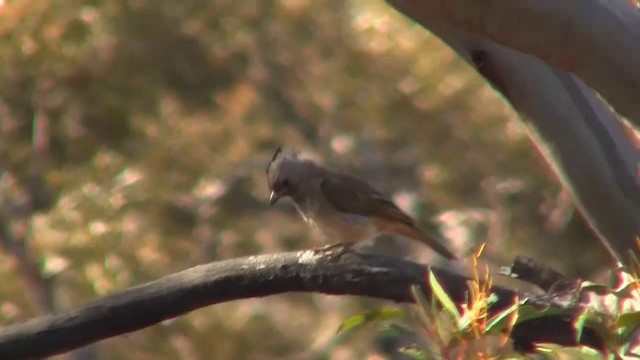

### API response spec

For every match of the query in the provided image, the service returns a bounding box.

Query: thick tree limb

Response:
[0,250,601,359]
[385,2,640,260]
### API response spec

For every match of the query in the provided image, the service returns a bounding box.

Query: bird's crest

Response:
[266,146,299,188]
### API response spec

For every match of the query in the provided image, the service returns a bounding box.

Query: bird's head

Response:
[266,147,307,205]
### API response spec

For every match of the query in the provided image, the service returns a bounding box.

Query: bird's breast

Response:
[301,209,377,244]
[293,202,318,229]
[299,210,318,229]
[320,212,377,244]
[292,193,377,244]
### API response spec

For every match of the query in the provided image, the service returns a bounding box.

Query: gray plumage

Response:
[266,147,456,260]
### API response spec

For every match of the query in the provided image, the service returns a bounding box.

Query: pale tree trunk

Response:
[386,0,640,261]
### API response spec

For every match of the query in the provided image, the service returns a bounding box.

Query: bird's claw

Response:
[312,242,351,261]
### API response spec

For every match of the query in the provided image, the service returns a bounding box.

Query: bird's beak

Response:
[269,190,281,206]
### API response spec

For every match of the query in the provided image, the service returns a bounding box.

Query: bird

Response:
[266,147,457,260]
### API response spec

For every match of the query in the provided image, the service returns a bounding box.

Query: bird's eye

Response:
[274,179,289,193]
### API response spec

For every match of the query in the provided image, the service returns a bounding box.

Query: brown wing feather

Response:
[320,172,415,226]
[321,171,457,260]
[372,217,457,260]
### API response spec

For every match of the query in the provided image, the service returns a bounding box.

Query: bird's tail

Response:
[377,219,457,260]
[401,225,457,260]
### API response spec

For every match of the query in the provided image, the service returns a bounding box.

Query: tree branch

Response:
[501,256,569,292]
[0,250,601,359]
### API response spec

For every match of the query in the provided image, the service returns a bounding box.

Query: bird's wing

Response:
[320,172,415,226]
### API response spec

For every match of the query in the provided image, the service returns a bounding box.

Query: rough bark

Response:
[0,250,601,359]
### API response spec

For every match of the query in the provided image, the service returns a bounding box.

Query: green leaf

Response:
[517,301,567,323]
[336,307,405,334]
[457,293,503,334]
[615,311,640,343]
[616,311,640,328]
[399,347,427,360]
[614,279,640,297]
[575,309,589,343]
[411,284,435,328]
[536,343,602,360]
[457,311,473,333]
[429,271,460,322]
[574,308,609,343]
[485,301,519,334]
[486,293,499,306]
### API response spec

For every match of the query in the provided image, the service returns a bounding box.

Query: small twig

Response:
[500,255,568,292]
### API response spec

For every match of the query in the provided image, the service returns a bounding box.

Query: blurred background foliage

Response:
[0,0,610,358]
